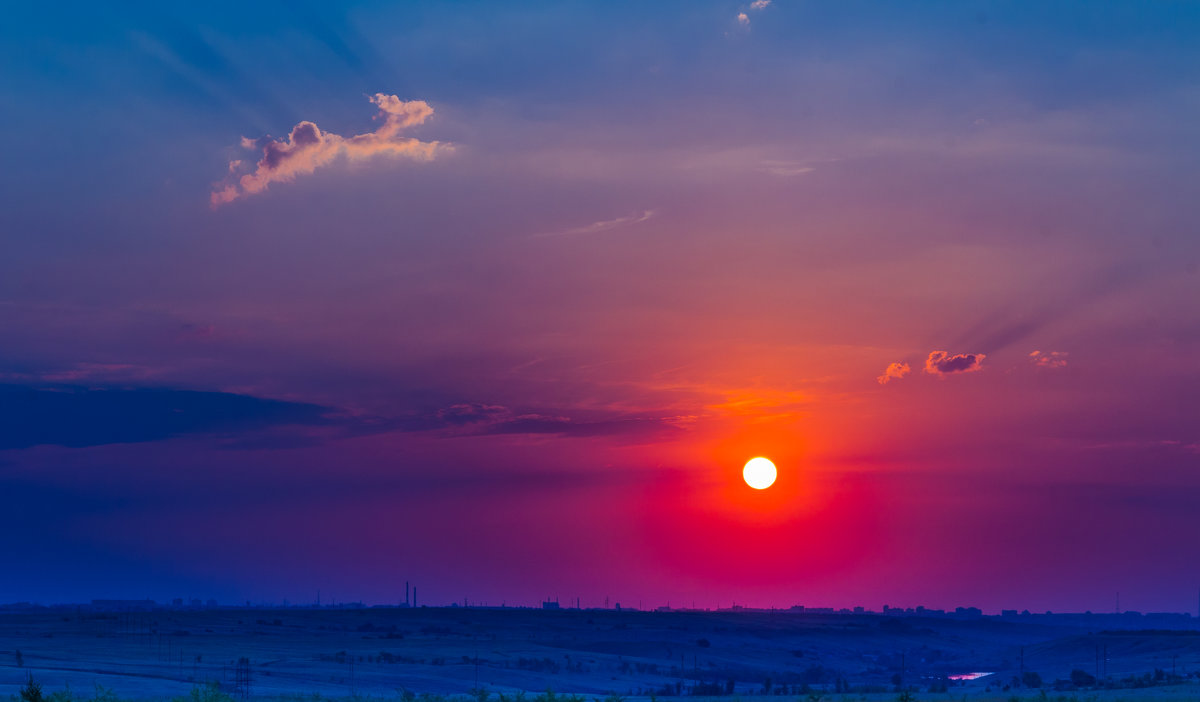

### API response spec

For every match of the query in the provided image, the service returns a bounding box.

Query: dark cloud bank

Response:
[0,385,333,450]
[0,386,677,451]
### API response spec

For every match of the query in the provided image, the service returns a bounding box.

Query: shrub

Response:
[172,683,234,702]
[20,676,45,702]
[91,685,119,702]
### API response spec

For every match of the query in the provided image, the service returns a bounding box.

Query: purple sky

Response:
[1,1,1198,613]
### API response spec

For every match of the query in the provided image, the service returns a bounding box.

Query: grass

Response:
[7,678,1200,702]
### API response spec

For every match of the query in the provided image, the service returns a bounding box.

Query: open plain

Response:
[2,609,1200,701]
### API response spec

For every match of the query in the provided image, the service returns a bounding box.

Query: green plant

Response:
[172,683,233,702]
[90,685,118,702]
[20,676,44,702]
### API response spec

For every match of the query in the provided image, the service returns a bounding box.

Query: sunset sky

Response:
[1,1,1198,613]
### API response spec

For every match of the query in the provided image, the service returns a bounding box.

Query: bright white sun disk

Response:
[743,457,777,490]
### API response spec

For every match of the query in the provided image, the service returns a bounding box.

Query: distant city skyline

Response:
[4,593,1199,620]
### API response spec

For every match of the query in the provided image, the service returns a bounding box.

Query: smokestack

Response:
[414,587,417,608]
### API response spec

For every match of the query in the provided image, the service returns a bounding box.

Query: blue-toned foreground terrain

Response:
[2,607,1200,699]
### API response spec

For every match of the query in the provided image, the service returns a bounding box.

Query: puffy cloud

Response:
[736,12,750,25]
[211,93,446,206]
[924,350,986,376]
[877,362,911,385]
[1029,350,1068,368]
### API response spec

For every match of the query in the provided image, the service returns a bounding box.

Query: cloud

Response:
[481,414,681,439]
[877,362,911,385]
[1029,350,1068,368]
[1083,438,1199,453]
[534,210,656,238]
[0,384,336,450]
[924,350,986,376]
[436,403,511,425]
[35,363,162,384]
[737,0,770,26]
[760,160,814,177]
[419,403,681,440]
[211,93,446,206]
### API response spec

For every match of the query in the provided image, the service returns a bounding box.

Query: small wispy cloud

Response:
[876,362,911,385]
[534,210,657,238]
[1084,439,1200,454]
[750,0,772,9]
[1029,350,1068,368]
[211,93,447,206]
[24,363,164,384]
[425,402,681,440]
[760,160,815,177]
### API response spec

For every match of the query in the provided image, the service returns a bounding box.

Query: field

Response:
[2,609,1199,701]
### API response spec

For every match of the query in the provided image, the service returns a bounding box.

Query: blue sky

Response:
[1,1,1198,611]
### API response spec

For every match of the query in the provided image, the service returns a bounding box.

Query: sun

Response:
[742,457,777,490]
